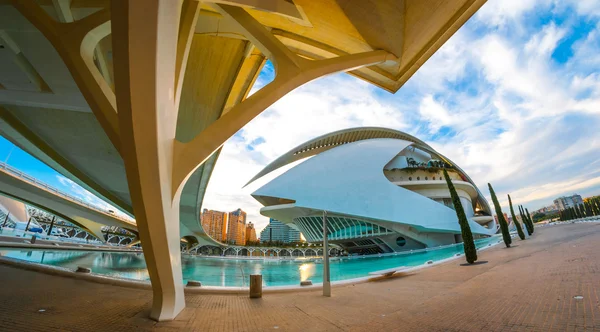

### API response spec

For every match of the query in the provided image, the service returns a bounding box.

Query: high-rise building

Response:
[259,218,302,243]
[554,194,583,211]
[201,209,228,242]
[227,208,247,245]
[246,222,257,243]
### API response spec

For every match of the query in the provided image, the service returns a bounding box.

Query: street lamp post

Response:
[2,212,9,228]
[322,210,331,297]
[47,216,56,236]
[24,216,32,232]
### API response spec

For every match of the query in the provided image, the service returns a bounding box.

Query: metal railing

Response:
[0,162,135,226]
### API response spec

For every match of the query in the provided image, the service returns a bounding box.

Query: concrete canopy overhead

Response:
[0,0,487,321]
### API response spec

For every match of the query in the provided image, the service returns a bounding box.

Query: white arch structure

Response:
[0,0,487,321]
[190,244,331,258]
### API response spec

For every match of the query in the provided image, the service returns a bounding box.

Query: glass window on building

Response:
[443,198,455,210]
[396,237,406,247]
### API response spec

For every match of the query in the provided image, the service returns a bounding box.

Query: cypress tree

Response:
[518,206,526,232]
[488,183,511,247]
[585,202,593,217]
[520,205,532,236]
[443,169,477,263]
[521,205,531,234]
[508,195,525,240]
[518,205,526,231]
[525,208,534,233]
[593,198,600,216]
[579,204,587,218]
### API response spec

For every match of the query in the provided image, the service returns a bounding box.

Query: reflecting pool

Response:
[0,236,500,287]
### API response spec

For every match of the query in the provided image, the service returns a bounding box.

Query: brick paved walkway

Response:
[1,222,599,331]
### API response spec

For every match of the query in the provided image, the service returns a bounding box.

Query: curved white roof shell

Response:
[248,127,490,214]
[245,127,432,187]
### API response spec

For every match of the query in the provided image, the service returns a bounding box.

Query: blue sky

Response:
[2,0,600,232]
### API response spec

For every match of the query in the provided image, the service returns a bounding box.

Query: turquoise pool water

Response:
[0,236,500,287]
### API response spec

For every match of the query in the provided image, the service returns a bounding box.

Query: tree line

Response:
[558,196,600,221]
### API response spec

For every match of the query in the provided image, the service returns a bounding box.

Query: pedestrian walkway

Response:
[0,222,599,331]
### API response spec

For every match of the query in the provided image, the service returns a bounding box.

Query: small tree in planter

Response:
[508,195,525,240]
[488,183,511,248]
[443,169,477,263]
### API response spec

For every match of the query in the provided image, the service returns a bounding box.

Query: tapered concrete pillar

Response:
[111,0,193,321]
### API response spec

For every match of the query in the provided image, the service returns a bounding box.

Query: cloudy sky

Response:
[1,0,600,233]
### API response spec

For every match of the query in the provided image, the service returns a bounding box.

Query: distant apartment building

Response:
[259,218,301,243]
[533,204,558,214]
[227,208,247,245]
[554,194,583,211]
[246,222,257,243]
[201,209,228,242]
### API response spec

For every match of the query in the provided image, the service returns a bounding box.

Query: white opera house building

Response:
[248,128,497,255]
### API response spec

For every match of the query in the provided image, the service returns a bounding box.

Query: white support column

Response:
[111,0,195,322]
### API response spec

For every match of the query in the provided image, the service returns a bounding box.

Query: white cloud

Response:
[568,0,600,18]
[475,0,540,28]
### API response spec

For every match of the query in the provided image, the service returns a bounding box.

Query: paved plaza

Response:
[0,222,599,331]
